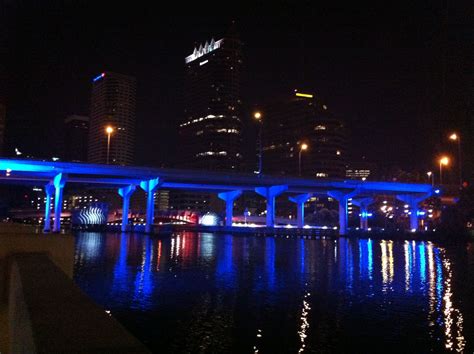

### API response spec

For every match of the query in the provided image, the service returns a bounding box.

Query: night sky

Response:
[1,1,471,177]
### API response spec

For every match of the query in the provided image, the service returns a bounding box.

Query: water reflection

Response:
[73,233,472,353]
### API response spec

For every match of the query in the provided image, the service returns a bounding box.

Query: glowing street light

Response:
[254,111,263,175]
[439,156,449,185]
[426,171,434,186]
[299,143,308,176]
[105,126,114,164]
[449,132,462,187]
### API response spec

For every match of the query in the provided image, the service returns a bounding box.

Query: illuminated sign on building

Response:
[295,92,314,98]
[185,38,224,64]
[93,72,106,82]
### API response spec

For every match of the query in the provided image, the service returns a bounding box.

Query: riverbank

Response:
[103,223,472,245]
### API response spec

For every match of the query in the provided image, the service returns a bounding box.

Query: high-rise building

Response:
[172,27,243,213]
[88,71,136,165]
[178,29,243,171]
[64,115,89,162]
[262,90,347,178]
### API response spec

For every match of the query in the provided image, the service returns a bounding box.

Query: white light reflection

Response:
[440,248,466,352]
[404,241,411,291]
[253,329,263,353]
[387,241,394,283]
[298,291,311,353]
[380,240,394,289]
[427,242,436,322]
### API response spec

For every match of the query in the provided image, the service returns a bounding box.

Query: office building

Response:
[64,115,89,162]
[173,27,243,212]
[262,90,347,178]
[178,29,243,171]
[88,71,136,165]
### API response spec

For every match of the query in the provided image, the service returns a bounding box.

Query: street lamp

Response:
[426,171,434,186]
[298,143,308,176]
[254,111,263,175]
[105,126,114,164]
[449,132,462,187]
[439,156,449,185]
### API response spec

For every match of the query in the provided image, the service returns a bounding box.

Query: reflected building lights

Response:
[387,241,394,284]
[380,240,394,288]
[419,243,426,285]
[381,241,388,286]
[427,242,436,316]
[440,249,466,352]
[367,239,373,280]
[156,240,162,272]
[171,237,175,259]
[298,291,311,353]
[73,232,470,352]
[404,241,411,292]
[265,237,276,289]
[176,234,181,258]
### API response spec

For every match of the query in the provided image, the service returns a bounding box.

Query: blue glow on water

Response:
[216,234,233,278]
[72,232,471,353]
[112,233,129,294]
[419,243,426,285]
[134,235,153,301]
[367,238,373,279]
[265,237,276,290]
[299,238,305,274]
[435,248,443,314]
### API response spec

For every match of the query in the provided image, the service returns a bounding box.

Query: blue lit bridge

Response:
[0,159,436,235]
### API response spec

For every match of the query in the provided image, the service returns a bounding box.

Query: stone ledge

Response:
[9,253,150,353]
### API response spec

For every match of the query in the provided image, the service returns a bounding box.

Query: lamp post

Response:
[439,156,449,185]
[105,126,114,164]
[449,133,462,187]
[298,143,308,176]
[426,171,434,186]
[254,112,263,175]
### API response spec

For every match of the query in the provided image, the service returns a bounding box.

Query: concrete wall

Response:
[0,226,149,353]
[8,253,150,353]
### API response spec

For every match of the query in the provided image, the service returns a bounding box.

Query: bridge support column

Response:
[255,185,288,227]
[118,185,136,232]
[351,197,374,231]
[328,189,360,236]
[396,193,431,232]
[288,193,312,228]
[218,190,242,227]
[43,183,54,232]
[140,178,161,234]
[53,173,67,233]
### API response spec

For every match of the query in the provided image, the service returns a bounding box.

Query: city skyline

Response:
[1,2,471,181]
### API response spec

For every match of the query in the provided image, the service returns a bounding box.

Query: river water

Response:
[73,232,473,353]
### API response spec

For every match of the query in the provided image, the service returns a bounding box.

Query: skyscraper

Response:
[262,90,347,178]
[64,115,89,162]
[178,29,243,171]
[88,71,136,165]
[172,27,243,213]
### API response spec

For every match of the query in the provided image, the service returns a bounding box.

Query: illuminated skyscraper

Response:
[88,71,136,165]
[178,28,243,171]
[263,90,347,178]
[172,27,243,213]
